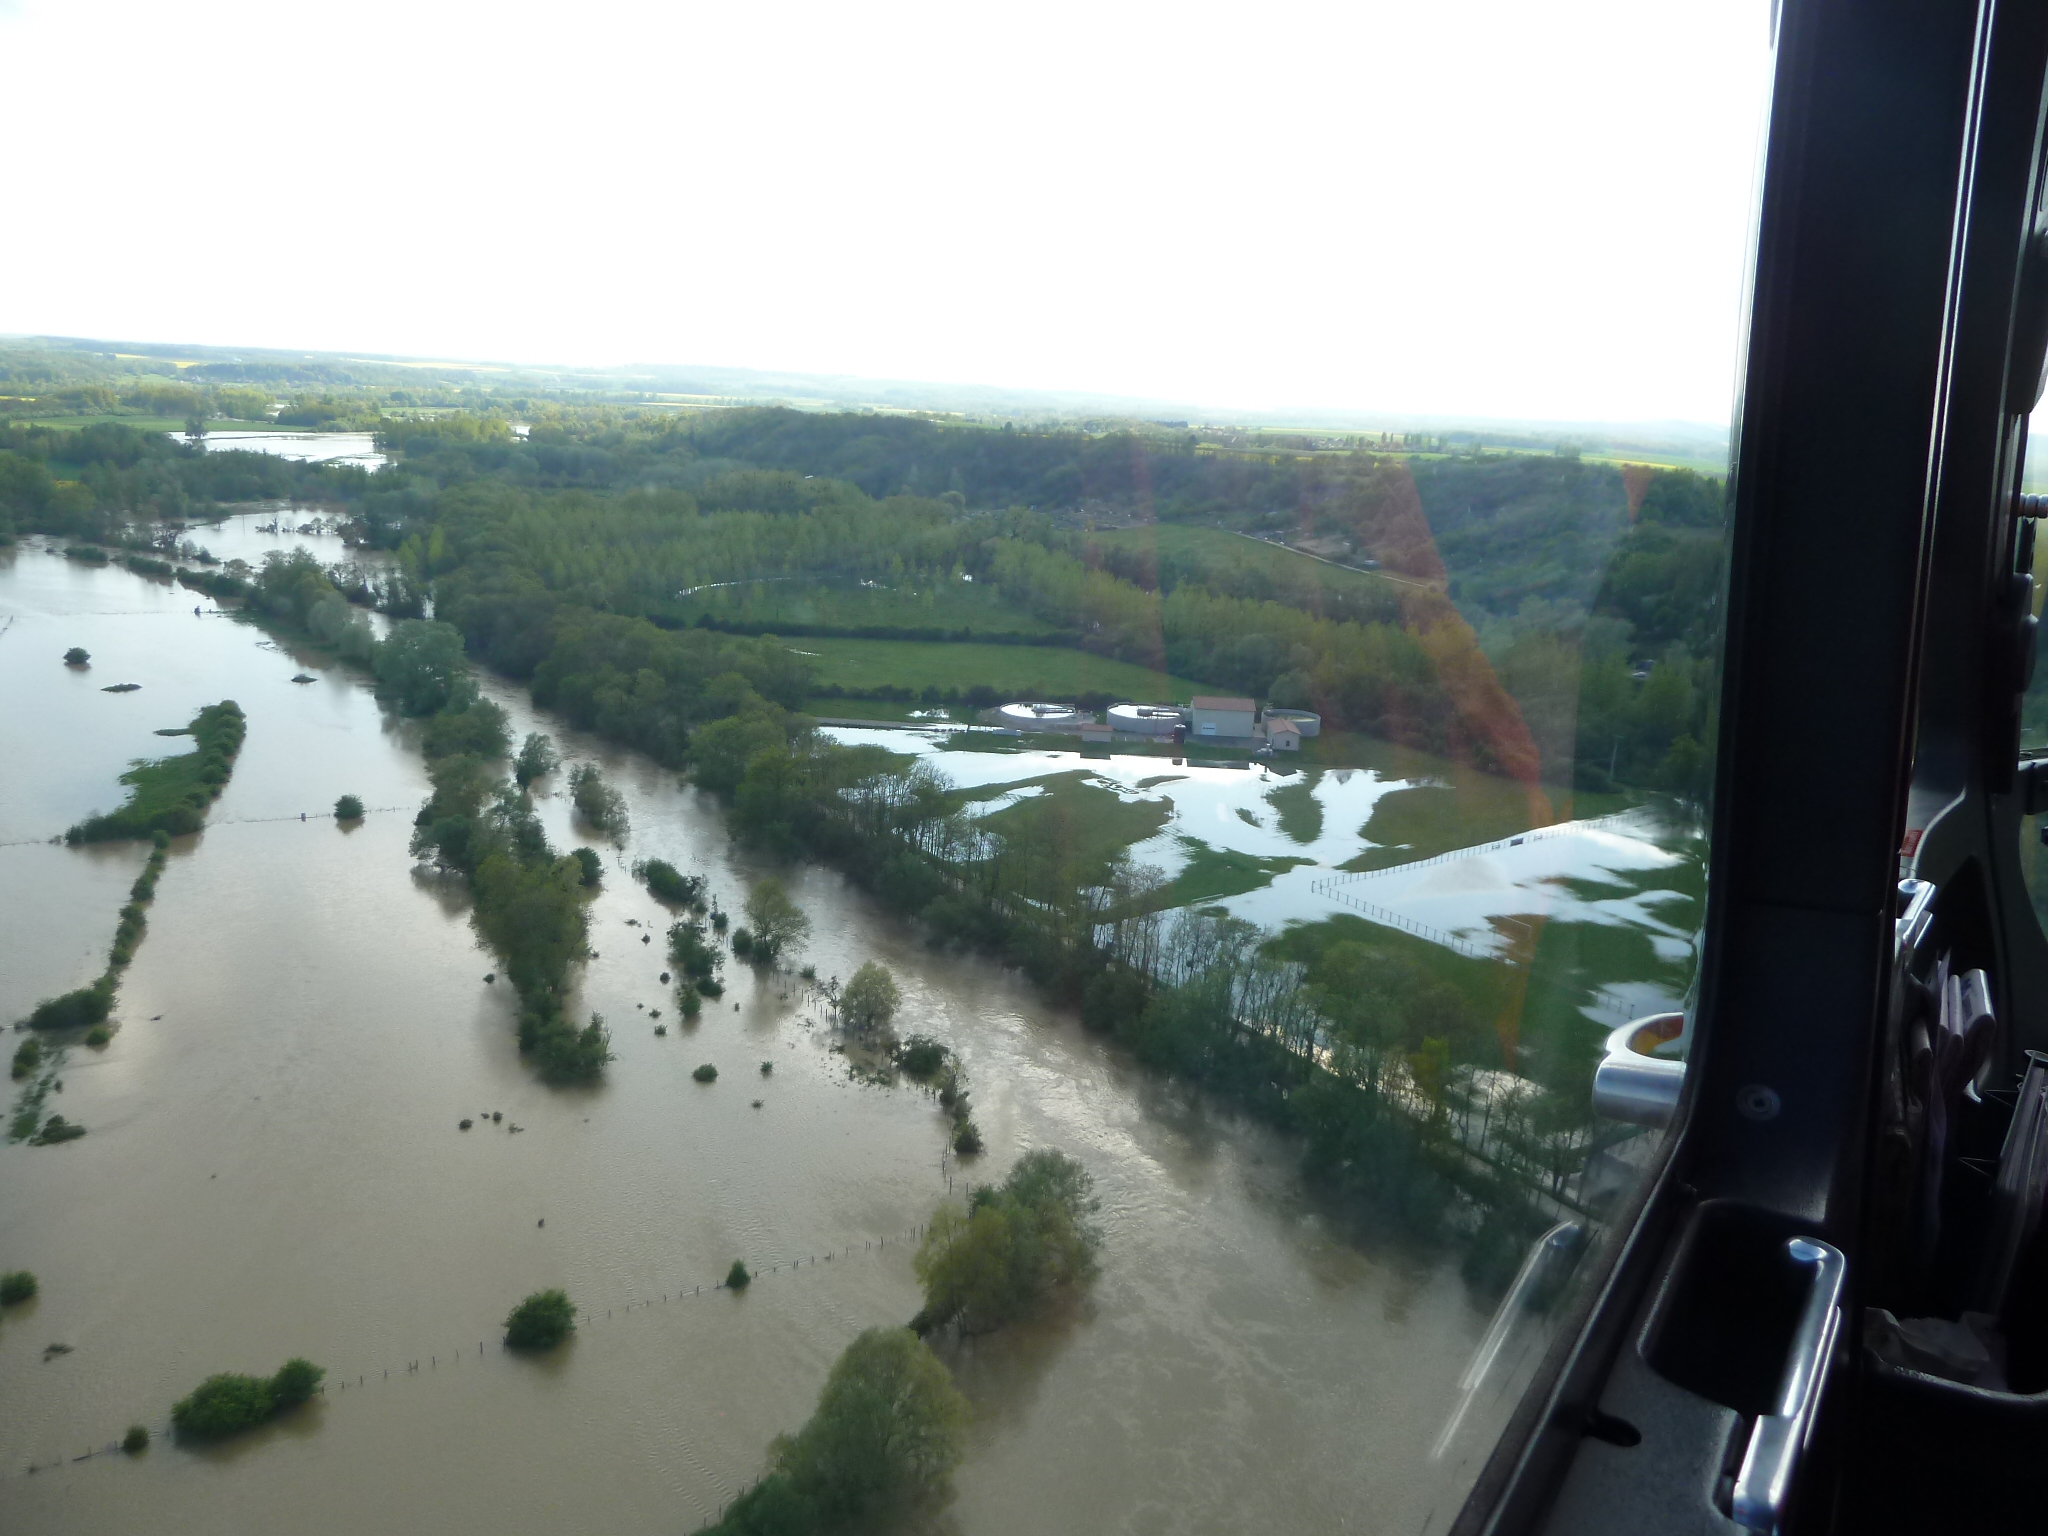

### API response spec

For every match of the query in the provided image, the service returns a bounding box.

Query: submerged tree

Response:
[838,962,901,1037]
[514,731,560,787]
[696,1327,967,1535]
[912,1150,1099,1336]
[504,1288,576,1350]
[567,762,629,844]
[742,878,810,964]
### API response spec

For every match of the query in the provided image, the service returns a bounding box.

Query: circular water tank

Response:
[1107,703,1187,736]
[996,701,1088,731]
[1263,708,1321,737]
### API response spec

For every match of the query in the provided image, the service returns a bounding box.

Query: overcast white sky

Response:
[0,1,1773,423]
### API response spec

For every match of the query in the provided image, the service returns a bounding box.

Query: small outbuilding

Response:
[1262,707,1321,738]
[1267,717,1302,752]
[1189,695,1257,739]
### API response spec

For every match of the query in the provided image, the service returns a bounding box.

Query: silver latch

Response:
[1591,1013,1685,1127]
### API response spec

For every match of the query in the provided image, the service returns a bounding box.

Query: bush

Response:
[84,1025,111,1048]
[26,983,112,1031]
[951,1120,983,1155]
[334,794,364,820]
[523,1009,612,1085]
[504,1288,576,1350]
[912,1150,1099,1335]
[567,762,629,842]
[895,1036,947,1080]
[727,1260,751,1290]
[743,877,811,963]
[760,1059,774,1075]
[0,1270,37,1305]
[173,1374,270,1438]
[1081,967,1150,1035]
[11,1038,41,1080]
[637,858,705,906]
[34,1115,86,1144]
[123,1425,149,1454]
[693,1063,718,1083]
[730,927,754,958]
[64,647,89,665]
[170,1361,327,1441]
[513,731,559,787]
[571,846,603,887]
[840,962,902,1036]
[269,1357,325,1408]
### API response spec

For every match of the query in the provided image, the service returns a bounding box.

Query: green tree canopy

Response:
[504,1288,576,1350]
[839,962,901,1037]
[743,877,810,963]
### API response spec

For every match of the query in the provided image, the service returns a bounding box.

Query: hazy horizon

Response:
[0,0,1772,427]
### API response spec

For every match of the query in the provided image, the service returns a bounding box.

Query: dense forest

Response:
[0,403,1726,792]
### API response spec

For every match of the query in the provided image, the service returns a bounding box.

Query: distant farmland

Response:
[798,636,1208,702]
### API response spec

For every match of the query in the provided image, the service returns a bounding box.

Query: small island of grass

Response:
[66,699,246,843]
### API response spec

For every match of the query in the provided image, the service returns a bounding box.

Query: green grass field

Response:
[1088,523,1404,600]
[1162,839,1311,908]
[677,578,1054,637]
[799,637,1209,702]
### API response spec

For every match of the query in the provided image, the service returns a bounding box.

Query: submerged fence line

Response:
[13,1218,940,1480]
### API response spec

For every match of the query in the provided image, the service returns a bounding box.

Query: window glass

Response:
[0,4,1769,1532]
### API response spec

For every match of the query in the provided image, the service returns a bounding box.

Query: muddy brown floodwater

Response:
[0,526,1522,1535]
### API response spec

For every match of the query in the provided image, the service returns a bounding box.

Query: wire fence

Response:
[13,1218,940,1483]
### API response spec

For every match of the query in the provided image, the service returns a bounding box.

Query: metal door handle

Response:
[1730,1237,1847,1534]
[1591,1013,1686,1126]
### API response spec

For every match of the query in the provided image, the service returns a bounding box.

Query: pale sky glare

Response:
[0,0,1773,424]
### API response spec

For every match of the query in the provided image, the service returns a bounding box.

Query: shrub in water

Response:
[636,858,704,906]
[269,1357,325,1409]
[730,926,754,958]
[11,1038,41,1080]
[35,1115,86,1145]
[760,1060,774,1076]
[727,1260,751,1290]
[84,1025,111,1048]
[64,647,90,666]
[504,1288,576,1350]
[170,1359,327,1441]
[952,1119,984,1155]
[27,984,112,1031]
[693,1063,718,1083]
[122,1425,149,1454]
[896,1036,948,1080]
[571,846,603,887]
[333,794,364,820]
[0,1270,37,1305]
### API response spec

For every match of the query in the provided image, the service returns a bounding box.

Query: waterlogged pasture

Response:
[821,725,1703,1026]
[0,538,1535,1536]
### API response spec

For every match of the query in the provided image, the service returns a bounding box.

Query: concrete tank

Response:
[1262,708,1321,738]
[1107,703,1188,737]
[996,701,1089,731]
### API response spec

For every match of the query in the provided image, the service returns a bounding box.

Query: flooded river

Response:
[0,527,1526,1535]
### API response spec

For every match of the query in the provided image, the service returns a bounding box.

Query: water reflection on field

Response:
[0,540,1515,1535]
[823,725,1701,1025]
[189,430,386,470]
